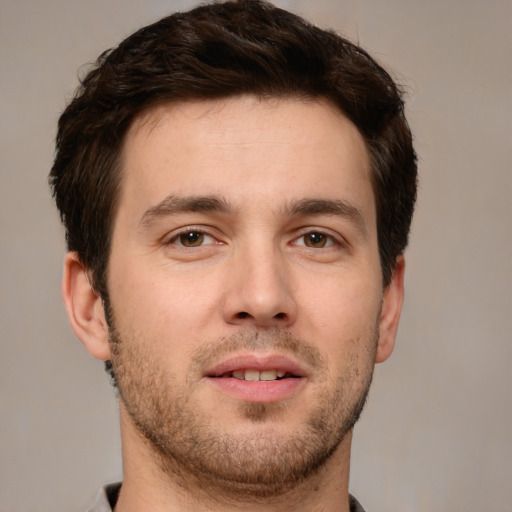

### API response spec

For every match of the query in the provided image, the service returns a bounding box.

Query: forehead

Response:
[117,95,374,224]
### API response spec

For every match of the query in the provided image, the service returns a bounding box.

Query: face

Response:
[103,96,401,495]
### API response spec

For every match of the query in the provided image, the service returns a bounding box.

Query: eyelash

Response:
[294,231,339,249]
[164,227,342,250]
[292,229,343,249]
[165,227,218,248]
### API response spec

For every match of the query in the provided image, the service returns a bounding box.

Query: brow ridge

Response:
[139,194,231,228]
[284,198,367,235]
[139,194,367,236]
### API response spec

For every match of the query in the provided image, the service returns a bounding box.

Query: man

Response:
[50,1,417,510]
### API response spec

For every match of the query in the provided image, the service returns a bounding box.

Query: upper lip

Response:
[204,353,309,378]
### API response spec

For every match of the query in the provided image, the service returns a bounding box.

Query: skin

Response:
[63,96,405,512]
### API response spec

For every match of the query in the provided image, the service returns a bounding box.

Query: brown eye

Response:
[303,232,329,248]
[179,231,205,247]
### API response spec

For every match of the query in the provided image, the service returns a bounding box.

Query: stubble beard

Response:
[109,326,377,499]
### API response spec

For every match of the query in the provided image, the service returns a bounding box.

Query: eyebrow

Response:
[284,198,368,236]
[139,194,367,236]
[139,194,231,228]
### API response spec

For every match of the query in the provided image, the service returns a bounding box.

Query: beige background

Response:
[1,1,511,511]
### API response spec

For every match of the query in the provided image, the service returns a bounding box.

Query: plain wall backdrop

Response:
[1,1,511,511]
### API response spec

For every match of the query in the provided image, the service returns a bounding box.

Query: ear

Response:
[62,252,111,361]
[375,255,405,364]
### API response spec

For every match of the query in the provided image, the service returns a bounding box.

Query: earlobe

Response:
[375,256,405,364]
[62,252,111,361]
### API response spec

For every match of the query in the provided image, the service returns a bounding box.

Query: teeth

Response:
[244,369,260,381]
[230,369,282,381]
[260,370,277,381]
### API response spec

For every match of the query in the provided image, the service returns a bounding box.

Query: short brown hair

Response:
[50,0,417,296]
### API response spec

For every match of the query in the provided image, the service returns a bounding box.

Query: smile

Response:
[213,369,300,381]
[204,354,307,402]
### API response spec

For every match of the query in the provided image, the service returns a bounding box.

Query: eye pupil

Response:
[180,231,204,247]
[305,232,326,248]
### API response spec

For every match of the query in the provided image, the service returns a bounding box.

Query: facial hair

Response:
[109,325,378,499]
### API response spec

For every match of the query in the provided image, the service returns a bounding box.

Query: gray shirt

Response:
[87,482,367,511]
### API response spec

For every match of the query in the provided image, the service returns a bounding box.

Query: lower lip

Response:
[206,377,306,403]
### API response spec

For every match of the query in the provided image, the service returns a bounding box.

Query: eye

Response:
[294,231,336,248]
[169,230,215,247]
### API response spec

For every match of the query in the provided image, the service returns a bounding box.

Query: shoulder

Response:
[349,494,367,512]
[86,482,121,512]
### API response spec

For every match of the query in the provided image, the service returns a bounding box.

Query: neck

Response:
[115,404,353,512]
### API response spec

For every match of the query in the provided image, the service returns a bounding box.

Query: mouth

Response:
[210,369,301,381]
[204,354,307,403]
[205,353,307,380]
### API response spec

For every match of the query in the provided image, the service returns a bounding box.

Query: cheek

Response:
[108,263,224,350]
[299,274,382,359]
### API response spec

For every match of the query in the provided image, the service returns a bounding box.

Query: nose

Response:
[222,243,297,329]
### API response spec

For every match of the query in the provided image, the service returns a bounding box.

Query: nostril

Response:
[230,310,290,325]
